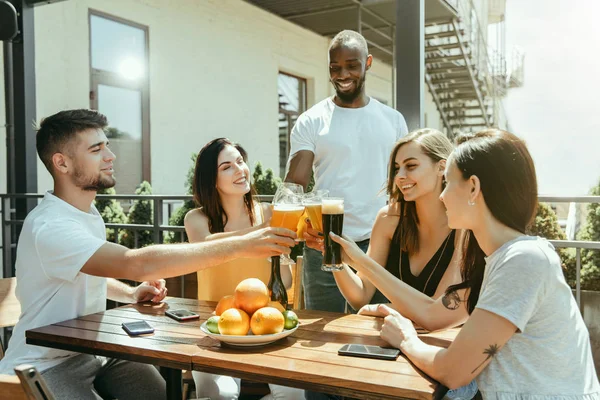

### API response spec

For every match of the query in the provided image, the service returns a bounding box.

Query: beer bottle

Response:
[268,256,288,310]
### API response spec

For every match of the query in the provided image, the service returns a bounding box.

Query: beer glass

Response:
[303,190,329,233]
[322,198,344,271]
[270,183,304,265]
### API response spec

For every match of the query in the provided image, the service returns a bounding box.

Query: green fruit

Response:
[206,316,220,334]
[282,310,299,330]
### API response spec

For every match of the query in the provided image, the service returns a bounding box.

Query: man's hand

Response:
[304,220,324,252]
[133,279,167,303]
[240,227,297,258]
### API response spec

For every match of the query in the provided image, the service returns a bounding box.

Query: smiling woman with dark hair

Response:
[185,137,304,400]
[331,129,600,398]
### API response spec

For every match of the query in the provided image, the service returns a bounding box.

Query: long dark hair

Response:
[446,129,538,313]
[387,129,454,254]
[192,138,256,233]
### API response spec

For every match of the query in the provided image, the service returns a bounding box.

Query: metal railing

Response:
[2,194,599,308]
[539,196,600,308]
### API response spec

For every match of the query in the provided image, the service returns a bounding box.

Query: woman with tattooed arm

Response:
[331,130,599,398]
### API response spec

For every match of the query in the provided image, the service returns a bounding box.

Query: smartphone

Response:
[122,320,155,336]
[165,309,200,322]
[338,344,401,361]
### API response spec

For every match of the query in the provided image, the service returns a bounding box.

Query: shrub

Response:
[164,153,197,243]
[119,181,153,248]
[577,178,600,291]
[95,187,127,243]
[253,162,282,195]
[527,202,576,288]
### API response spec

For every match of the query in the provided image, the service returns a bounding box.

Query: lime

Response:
[206,316,220,334]
[282,310,299,330]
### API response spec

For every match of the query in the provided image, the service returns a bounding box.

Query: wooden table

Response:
[26,297,458,400]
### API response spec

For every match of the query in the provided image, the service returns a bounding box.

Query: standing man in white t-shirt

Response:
[286,30,408,314]
[0,109,296,399]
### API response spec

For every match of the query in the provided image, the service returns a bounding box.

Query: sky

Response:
[503,0,600,195]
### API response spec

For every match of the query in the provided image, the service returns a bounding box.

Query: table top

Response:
[26,297,458,400]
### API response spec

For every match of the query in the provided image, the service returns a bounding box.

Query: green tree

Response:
[527,202,576,288]
[105,127,132,140]
[119,181,153,248]
[164,153,197,243]
[577,178,600,291]
[253,162,282,195]
[94,187,127,242]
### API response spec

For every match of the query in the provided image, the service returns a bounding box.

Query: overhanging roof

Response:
[244,0,458,64]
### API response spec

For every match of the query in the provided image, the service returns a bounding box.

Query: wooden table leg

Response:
[160,367,182,400]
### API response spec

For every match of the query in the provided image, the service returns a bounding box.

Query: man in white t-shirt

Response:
[286,30,408,315]
[0,109,296,399]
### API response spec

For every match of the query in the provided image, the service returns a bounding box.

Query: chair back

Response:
[289,256,304,310]
[0,277,20,329]
[0,373,28,400]
[0,277,21,359]
[14,365,55,400]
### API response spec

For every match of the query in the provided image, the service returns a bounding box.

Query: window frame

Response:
[88,9,151,184]
[278,71,307,178]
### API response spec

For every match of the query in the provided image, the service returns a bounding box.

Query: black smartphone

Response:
[122,320,155,336]
[338,344,401,361]
[165,309,200,322]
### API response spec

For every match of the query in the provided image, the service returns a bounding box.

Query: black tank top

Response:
[370,227,455,304]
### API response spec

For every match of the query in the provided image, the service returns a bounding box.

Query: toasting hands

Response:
[241,227,297,258]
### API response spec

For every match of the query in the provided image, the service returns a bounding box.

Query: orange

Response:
[250,307,285,335]
[218,308,250,336]
[267,301,285,313]
[234,278,269,315]
[215,295,236,316]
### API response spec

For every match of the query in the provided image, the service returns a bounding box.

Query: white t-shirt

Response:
[475,236,600,399]
[289,97,408,241]
[0,192,107,374]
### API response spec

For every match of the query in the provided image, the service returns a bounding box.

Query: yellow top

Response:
[196,203,271,301]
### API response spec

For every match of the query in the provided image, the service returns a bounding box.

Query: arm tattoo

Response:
[471,344,500,374]
[441,291,461,310]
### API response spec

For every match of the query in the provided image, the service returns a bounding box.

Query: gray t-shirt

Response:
[475,236,599,399]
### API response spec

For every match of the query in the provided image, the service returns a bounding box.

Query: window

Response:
[278,73,307,178]
[89,11,150,194]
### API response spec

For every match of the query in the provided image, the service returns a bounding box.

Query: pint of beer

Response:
[322,198,344,271]
[305,203,324,232]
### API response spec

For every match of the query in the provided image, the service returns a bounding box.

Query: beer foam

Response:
[322,199,344,214]
[273,204,304,212]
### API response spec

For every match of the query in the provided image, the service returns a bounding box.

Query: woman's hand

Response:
[303,220,324,253]
[373,304,419,351]
[329,232,367,267]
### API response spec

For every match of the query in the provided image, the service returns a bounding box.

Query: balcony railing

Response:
[2,194,599,309]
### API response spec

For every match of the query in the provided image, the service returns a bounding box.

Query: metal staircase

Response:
[424,1,513,137]
[425,19,493,136]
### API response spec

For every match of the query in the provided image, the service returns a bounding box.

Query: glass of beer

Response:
[303,190,329,233]
[270,183,304,265]
[322,198,344,271]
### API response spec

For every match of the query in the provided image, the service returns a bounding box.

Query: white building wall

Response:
[0,0,437,196]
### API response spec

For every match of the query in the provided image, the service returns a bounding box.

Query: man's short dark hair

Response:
[329,30,369,58]
[36,109,108,174]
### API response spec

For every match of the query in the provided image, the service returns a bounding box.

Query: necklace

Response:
[399,231,453,293]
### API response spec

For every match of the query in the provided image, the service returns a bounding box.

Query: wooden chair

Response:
[288,256,304,310]
[0,277,21,359]
[0,365,55,400]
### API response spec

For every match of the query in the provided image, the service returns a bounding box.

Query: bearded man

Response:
[285,30,409,315]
